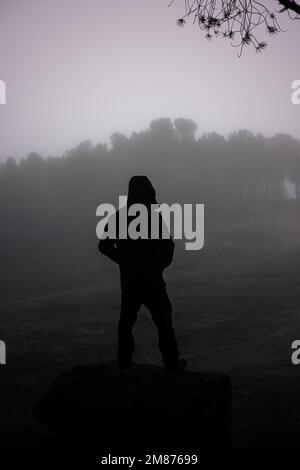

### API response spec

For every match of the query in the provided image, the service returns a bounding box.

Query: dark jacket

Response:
[98,176,174,280]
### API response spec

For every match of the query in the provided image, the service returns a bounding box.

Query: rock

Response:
[34,362,231,452]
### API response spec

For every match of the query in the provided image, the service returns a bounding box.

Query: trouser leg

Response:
[144,285,179,371]
[117,290,141,370]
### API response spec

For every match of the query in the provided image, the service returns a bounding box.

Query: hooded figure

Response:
[127,175,156,207]
[99,176,183,374]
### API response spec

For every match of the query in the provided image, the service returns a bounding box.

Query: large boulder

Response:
[34,362,231,452]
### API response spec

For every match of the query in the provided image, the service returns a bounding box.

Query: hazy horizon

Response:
[1,0,300,161]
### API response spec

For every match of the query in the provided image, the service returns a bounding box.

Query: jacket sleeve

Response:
[159,214,175,269]
[159,237,175,269]
[98,222,121,265]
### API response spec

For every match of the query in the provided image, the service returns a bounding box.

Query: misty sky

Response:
[0,0,300,161]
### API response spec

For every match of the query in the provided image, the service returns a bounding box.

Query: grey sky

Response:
[0,0,299,161]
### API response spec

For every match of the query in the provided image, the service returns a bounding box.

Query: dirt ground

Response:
[1,240,300,450]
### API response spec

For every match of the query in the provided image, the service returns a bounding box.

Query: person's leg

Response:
[117,287,142,371]
[144,283,179,371]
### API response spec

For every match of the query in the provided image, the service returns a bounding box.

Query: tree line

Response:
[1,118,299,297]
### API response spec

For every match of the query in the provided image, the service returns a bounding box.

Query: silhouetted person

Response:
[98,176,185,374]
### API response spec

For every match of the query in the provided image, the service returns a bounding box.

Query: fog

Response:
[3,1,300,453]
[1,118,300,301]
[0,0,300,161]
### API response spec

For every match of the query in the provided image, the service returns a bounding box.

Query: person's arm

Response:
[98,237,121,265]
[98,221,121,265]
[159,237,175,269]
[158,214,175,269]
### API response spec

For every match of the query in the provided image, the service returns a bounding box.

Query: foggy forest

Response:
[2,117,300,450]
[1,117,300,300]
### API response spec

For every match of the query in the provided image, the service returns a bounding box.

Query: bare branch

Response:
[170,0,299,54]
[277,0,300,16]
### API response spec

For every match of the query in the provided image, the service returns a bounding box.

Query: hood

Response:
[127,175,157,207]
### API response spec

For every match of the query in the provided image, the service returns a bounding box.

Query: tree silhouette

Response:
[174,118,198,142]
[1,118,300,299]
[170,0,299,54]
